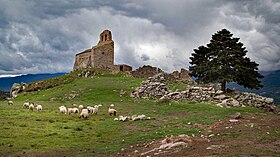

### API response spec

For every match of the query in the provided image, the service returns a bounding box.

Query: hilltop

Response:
[0,69,279,157]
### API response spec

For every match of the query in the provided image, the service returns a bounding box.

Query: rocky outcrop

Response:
[131,65,164,78]
[131,65,194,84]
[10,82,27,98]
[131,74,279,113]
[165,68,194,84]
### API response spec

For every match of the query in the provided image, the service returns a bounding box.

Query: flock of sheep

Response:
[7,100,150,122]
[7,100,118,120]
[58,103,117,119]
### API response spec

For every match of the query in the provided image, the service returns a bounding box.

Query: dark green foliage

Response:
[190,29,263,91]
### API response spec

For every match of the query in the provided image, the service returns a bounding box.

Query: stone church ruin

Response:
[73,30,132,72]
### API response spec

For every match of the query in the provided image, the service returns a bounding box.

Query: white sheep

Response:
[87,106,98,115]
[8,101,13,105]
[108,107,117,116]
[23,102,30,108]
[97,104,103,107]
[29,103,35,111]
[92,107,98,115]
[110,104,115,107]
[59,106,67,114]
[119,115,129,122]
[36,104,43,112]
[87,106,93,114]
[79,109,89,119]
[78,105,84,111]
[73,107,79,113]
[68,107,79,115]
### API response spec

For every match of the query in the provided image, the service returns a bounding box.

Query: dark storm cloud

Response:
[0,0,279,74]
[140,54,150,61]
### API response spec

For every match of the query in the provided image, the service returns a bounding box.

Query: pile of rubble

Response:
[77,69,97,78]
[131,73,279,113]
[130,73,170,99]
[234,92,276,112]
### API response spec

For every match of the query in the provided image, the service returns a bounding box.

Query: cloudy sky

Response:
[0,0,279,74]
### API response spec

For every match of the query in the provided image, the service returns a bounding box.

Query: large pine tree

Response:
[189,29,263,92]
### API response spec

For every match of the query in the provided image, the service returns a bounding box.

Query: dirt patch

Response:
[116,113,280,156]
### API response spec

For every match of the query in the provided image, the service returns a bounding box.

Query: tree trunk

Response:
[221,81,226,93]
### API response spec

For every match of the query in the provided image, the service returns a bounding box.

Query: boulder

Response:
[10,82,27,98]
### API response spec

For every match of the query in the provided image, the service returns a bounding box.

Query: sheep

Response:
[23,102,30,108]
[97,104,103,108]
[87,106,98,115]
[108,107,117,116]
[92,107,98,115]
[59,106,67,114]
[36,104,43,112]
[110,104,115,107]
[119,115,129,122]
[73,108,79,113]
[8,101,13,105]
[79,109,89,119]
[29,103,35,111]
[87,106,94,114]
[72,103,78,107]
[68,107,79,115]
[78,105,84,111]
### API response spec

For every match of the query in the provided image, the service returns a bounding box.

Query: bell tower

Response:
[98,30,113,45]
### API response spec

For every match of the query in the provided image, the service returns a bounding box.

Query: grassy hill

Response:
[0,69,279,156]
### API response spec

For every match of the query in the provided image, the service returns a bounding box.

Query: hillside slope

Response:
[0,70,279,157]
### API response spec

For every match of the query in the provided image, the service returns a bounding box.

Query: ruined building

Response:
[73,30,132,71]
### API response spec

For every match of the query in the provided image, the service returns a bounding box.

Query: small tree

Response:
[189,29,263,92]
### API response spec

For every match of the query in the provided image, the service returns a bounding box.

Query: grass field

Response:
[0,71,277,156]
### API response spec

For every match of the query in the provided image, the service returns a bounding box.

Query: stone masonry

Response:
[73,30,132,72]
[131,73,279,113]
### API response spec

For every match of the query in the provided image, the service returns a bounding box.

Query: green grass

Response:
[0,71,268,156]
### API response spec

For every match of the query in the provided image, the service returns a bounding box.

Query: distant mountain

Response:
[0,73,66,92]
[228,70,280,105]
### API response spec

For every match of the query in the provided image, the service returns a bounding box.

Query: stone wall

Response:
[130,73,170,99]
[92,41,114,69]
[131,73,279,113]
[73,49,92,70]
[117,64,133,72]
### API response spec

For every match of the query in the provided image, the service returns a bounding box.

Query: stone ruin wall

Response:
[91,41,114,69]
[73,49,92,70]
[130,73,279,114]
